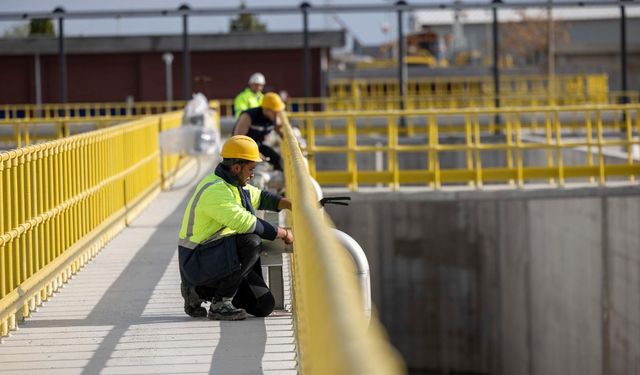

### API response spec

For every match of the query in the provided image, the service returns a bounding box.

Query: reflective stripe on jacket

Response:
[234,88,263,118]
[178,171,262,249]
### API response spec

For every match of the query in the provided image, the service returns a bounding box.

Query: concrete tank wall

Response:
[325,186,640,375]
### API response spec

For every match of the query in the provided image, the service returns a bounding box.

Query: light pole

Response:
[620,0,630,104]
[492,0,502,128]
[54,7,67,104]
[162,52,174,105]
[396,0,407,127]
[301,2,311,111]
[179,4,191,101]
[547,0,555,104]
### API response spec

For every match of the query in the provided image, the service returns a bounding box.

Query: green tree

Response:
[3,23,29,37]
[29,19,55,36]
[229,1,266,32]
[2,19,55,38]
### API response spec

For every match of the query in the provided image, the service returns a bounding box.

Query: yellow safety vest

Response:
[178,172,262,249]
[234,88,263,118]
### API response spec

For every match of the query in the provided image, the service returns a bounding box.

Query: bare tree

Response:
[500,9,570,66]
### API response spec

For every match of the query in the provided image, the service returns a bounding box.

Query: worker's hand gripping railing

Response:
[279,111,405,375]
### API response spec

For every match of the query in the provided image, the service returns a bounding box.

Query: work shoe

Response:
[181,282,207,318]
[208,298,247,321]
[185,304,207,318]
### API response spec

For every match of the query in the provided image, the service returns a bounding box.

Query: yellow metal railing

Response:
[0,100,187,120]
[280,112,405,374]
[0,111,188,337]
[289,105,640,190]
[330,74,609,106]
[220,92,625,115]
[289,105,638,137]
[610,91,640,104]
[1,101,220,150]
[0,76,627,123]
[0,117,136,149]
[216,98,323,117]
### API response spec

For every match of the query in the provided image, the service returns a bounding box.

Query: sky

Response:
[0,0,406,46]
[0,0,632,46]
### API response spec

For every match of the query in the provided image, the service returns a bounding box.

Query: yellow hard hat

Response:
[221,135,262,162]
[261,92,285,112]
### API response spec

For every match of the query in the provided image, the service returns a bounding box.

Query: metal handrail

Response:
[280,111,405,374]
[0,111,193,337]
[288,104,640,190]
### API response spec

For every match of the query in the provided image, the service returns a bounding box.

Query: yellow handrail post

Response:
[347,116,358,190]
[13,123,21,149]
[544,112,555,185]
[464,113,474,187]
[428,114,440,189]
[17,152,29,316]
[585,111,595,183]
[10,154,20,292]
[473,113,483,188]
[388,115,399,190]
[505,113,515,186]
[514,113,524,187]
[624,108,635,182]
[553,110,565,186]
[306,117,316,178]
[23,123,30,146]
[596,110,605,185]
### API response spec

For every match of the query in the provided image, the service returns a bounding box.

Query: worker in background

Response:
[178,135,294,321]
[233,92,285,171]
[234,72,266,118]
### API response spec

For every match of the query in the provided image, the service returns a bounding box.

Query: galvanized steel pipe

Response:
[332,228,372,323]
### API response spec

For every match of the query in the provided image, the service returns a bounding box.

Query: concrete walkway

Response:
[0,158,298,375]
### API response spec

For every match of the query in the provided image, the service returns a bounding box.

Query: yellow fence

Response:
[289,105,640,190]
[330,74,609,107]
[221,91,624,115]
[0,111,187,337]
[0,117,136,149]
[0,101,187,120]
[280,112,405,374]
[1,101,220,152]
[610,91,640,104]
[0,74,618,121]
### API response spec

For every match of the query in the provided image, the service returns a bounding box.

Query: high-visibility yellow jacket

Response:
[178,169,266,250]
[233,88,263,118]
[178,164,280,286]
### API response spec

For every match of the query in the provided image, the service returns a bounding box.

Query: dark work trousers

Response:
[258,144,282,171]
[195,234,275,317]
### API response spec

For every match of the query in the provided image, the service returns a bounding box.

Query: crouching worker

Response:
[178,135,294,321]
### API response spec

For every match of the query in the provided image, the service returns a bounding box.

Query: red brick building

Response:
[0,31,344,104]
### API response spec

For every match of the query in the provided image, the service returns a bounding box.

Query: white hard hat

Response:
[248,72,266,85]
